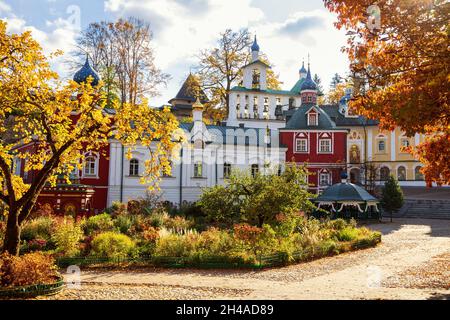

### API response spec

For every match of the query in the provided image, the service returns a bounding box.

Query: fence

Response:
[56,233,381,270]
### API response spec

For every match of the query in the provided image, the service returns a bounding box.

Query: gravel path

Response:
[41,218,450,300]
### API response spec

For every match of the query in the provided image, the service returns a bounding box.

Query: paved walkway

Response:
[48,218,450,300]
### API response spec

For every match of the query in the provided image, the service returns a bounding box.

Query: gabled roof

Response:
[282,104,341,130]
[168,74,209,105]
[242,59,271,69]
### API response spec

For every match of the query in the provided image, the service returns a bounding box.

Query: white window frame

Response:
[377,139,386,153]
[295,138,308,153]
[307,112,318,126]
[194,162,203,178]
[83,153,99,178]
[318,139,332,154]
[129,158,140,177]
[319,172,332,186]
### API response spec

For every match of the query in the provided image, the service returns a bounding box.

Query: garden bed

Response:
[55,233,381,270]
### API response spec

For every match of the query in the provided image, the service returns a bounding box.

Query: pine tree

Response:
[380,175,404,222]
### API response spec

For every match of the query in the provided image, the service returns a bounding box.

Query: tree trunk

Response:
[2,209,21,255]
[390,210,393,223]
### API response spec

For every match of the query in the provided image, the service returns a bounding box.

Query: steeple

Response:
[300,58,318,105]
[251,35,260,62]
[299,59,307,79]
[192,96,204,122]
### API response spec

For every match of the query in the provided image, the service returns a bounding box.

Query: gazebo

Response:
[314,173,380,220]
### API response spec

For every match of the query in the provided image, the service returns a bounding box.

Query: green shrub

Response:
[21,217,54,241]
[82,213,114,235]
[154,234,196,257]
[51,218,83,257]
[113,215,134,235]
[149,212,168,228]
[336,227,360,242]
[90,232,135,259]
[317,239,340,256]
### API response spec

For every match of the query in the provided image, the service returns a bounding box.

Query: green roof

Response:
[231,86,294,96]
[290,78,305,94]
[315,183,379,202]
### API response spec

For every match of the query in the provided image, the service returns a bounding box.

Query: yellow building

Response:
[322,89,426,187]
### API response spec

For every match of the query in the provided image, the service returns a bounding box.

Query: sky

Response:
[0,0,350,107]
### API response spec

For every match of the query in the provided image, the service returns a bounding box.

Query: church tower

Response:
[300,62,318,105]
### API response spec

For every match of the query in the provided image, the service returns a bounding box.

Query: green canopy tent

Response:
[314,173,380,220]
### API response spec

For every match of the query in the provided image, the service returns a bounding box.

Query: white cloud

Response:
[2,11,79,79]
[0,1,11,14]
[105,0,349,106]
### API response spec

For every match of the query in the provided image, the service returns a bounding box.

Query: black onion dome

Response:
[300,65,317,91]
[73,56,100,86]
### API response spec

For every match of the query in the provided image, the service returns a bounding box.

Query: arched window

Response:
[84,155,98,177]
[129,159,139,176]
[397,166,406,181]
[380,167,390,181]
[223,163,231,178]
[415,166,424,181]
[251,164,259,177]
[194,162,203,178]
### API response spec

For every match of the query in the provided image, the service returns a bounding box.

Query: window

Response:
[251,164,259,177]
[377,140,386,153]
[194,162,203,178]
[415,166,424,181]
[307,95,312,102]
[308,113,318,126]
[13,158,21,176]
[129,159,139,176]
[400,138,410,152]
[380,167,390,181]
[319,139,332,153]
[252,69,260,89]
[319,173,331,186]
[84,156,97,176]
[223,163,231,178]
[296,139,308,152]
[397,166,406,181]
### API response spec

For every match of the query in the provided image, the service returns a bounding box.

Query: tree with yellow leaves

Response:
[324,0,450,185]
[0,21,179,255]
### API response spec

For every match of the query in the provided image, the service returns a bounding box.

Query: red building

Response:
[280,65,347,193]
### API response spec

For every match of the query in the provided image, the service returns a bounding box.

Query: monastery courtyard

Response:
[41,218,450,300]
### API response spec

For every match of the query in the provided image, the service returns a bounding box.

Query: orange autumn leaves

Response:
[324,0,450,184]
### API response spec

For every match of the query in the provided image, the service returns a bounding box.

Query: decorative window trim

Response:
[128,158,140,177]
[307,112,318,126]
[295,138,308,153]
[376,139,387,154]
[82,152,99,178]
[318,139,333,154]
[319,171,332,187]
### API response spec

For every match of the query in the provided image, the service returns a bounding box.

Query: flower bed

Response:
[55,233,381,269]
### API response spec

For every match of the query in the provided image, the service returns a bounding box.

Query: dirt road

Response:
[45,218,450,300]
